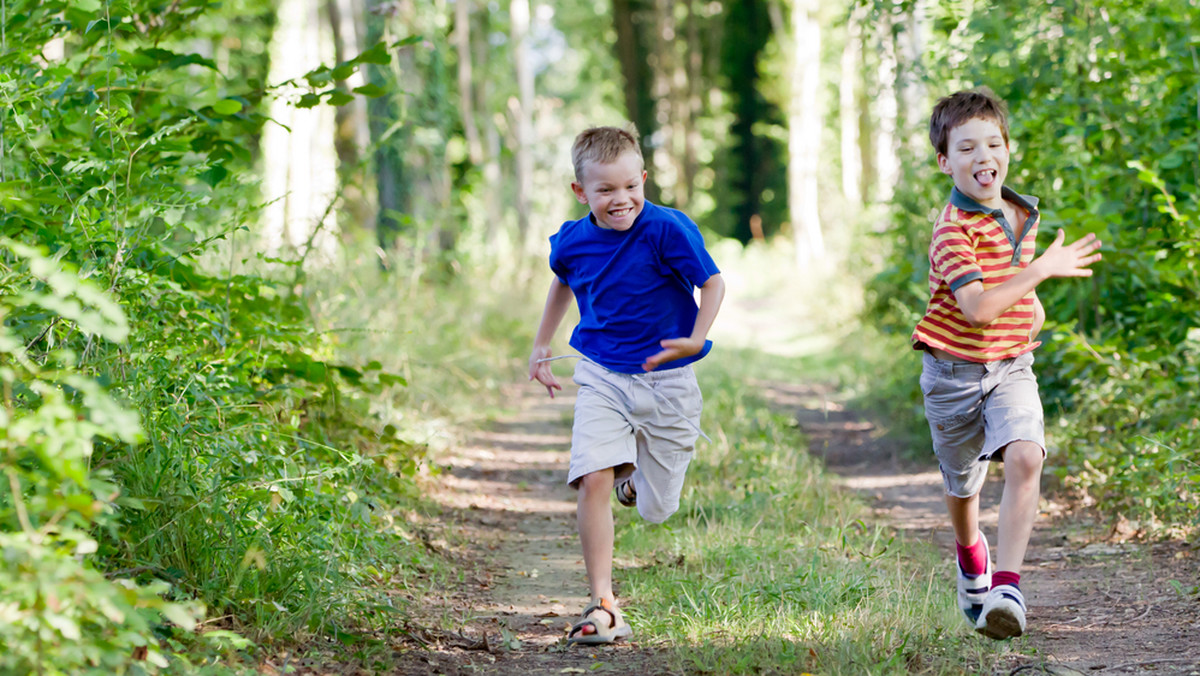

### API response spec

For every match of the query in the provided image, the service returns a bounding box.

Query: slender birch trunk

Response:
[840,6,862,208]
[262,0,339,262]
[873,12,899,204]
[790,0,824,266]
[510,0,534,246]
[455,0,483,165]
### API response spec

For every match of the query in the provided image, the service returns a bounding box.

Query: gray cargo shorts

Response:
[920,350,1046,498]
[568,358,702,524]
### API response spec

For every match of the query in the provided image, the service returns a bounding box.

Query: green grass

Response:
[290,242,1035,673]
[609,348,1019,674]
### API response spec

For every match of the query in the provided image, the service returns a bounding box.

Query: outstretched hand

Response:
[1037,229,1103,279]
[642,337,704,372]
[528,346,562,398]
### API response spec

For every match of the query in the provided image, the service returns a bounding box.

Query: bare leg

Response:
[576,469,617,613]
[996,441,1043,572]
[946,490,982,547]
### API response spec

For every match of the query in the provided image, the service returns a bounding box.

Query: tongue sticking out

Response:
[976,170,996,187]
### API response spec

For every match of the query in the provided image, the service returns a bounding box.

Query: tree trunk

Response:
[262,0,340,262]
[612,0,660,202]
[326,0,360,170]
[790,0,823,266]
[510,0,534,246]
[896,0,929,156]
[474,3,503,245]
[366,0,409,255]
[722,0,774,243]
[840,6,862,208]
[683,0,702,209]
[455,0,483,165]
[873,11,899,204]
[656,0,685,207]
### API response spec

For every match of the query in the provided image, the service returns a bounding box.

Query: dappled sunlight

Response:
[709,237,864,358]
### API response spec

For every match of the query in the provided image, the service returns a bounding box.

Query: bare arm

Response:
[955,230,1101,328]
[642,273,726,372]
[529,279,575,397]
[1030,293,1045,341]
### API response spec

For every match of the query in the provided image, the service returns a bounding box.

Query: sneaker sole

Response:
[976,607,1024,640]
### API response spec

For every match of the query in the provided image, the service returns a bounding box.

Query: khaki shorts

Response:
[568,359,703,524]
[920,350,1045,498]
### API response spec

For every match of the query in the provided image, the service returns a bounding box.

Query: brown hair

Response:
[929,87,1009,156]
[571,126,643,182]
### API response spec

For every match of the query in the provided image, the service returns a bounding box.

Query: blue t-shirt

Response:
[548,201,720,374]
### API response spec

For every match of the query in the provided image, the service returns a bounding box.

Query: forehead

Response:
[579,150,643,184]
[947,116,1006,145]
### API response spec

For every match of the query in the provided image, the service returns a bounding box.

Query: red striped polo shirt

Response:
[911,186,1041,363]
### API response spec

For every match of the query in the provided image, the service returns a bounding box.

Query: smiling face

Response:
[938,116,1010,210]
[571,150,646,231]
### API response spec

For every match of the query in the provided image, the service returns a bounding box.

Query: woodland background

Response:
[0,0,1197,671]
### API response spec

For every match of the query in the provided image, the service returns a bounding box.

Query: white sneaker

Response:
[956,532,991,626]
[976,584,1027,639]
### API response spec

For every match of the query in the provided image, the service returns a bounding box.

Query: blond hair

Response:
[571,126,643,182]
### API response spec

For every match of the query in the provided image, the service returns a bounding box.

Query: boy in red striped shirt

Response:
[911,88,1102,639]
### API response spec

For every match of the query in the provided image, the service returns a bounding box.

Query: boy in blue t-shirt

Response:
[529,126,725,645]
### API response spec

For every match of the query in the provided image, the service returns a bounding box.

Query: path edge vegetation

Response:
[1,0,1197,673]
[0,2,437,672]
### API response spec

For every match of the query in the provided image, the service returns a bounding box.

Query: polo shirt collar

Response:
[950,186,1041,266]
[950,186,1039,214]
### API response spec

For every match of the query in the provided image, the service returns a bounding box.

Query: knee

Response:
[577,470,614,496]
[1004,442,1044,478]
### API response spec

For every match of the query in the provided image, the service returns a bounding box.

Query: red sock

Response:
[956,536,988,576]
[992,571,1020,589]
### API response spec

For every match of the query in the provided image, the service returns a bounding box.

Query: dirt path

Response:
[391,383,667,675]
[766,380,1200,675]
[382,372,1198,675]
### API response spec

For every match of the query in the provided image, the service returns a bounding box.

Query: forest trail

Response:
[766,380,1200,675]
[392,383,666,675]
[387,374,1199,675]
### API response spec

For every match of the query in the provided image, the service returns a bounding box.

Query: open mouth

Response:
[609,207,633,218]
[974,169,997,186]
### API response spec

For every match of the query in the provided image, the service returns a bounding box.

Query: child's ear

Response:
[936,153,952,175]
[571,182,588,204]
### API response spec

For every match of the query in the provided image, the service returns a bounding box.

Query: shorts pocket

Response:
[919,367,940,397]
[928,411,974,433]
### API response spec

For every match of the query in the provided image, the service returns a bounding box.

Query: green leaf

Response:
[327,90,354,106]
[356,42,391,65]
[198,164,228,187]
[1159,153,1185,170]
[212,99,243,115]
[378,373,407,387]
[352,83,387,98]
[304,66,332,87]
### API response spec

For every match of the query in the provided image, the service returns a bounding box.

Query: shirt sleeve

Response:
[930,220,982,292]
[548,231,568,286]
[658,213,720,288]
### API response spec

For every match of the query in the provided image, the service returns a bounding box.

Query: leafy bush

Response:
[0,1,437,668]
[862,0,1200,532]
[0,239,202,673]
